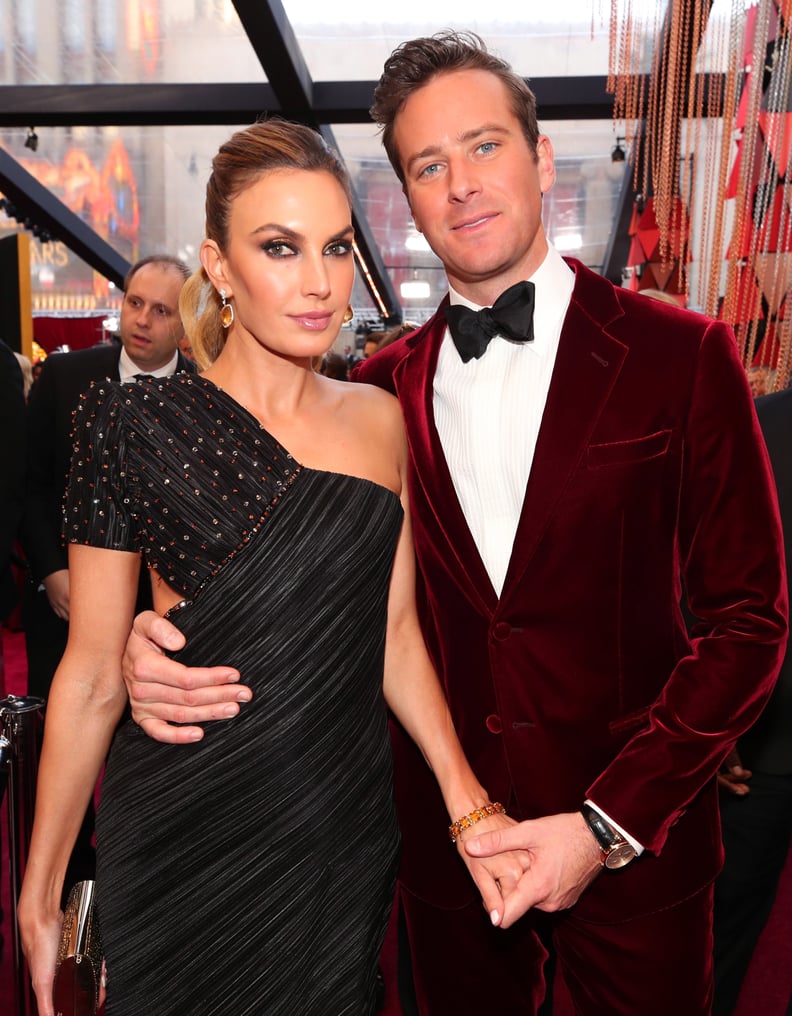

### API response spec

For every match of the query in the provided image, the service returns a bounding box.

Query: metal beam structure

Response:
[231,0,316,124]
[0,147,130,288]
[0,76,626,129]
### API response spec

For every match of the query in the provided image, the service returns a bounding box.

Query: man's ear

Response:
[536,135,556,195]
[200,239,230,296]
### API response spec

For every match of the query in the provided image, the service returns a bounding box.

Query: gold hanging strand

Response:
[604,0,792,387]
[724,0,773,362]
[704,0,744,318]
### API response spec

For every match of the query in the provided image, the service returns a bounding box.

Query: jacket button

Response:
[492,622,512,641]
[486,714,503,734]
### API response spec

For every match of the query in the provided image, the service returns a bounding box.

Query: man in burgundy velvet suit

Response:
[121,34,787,1014]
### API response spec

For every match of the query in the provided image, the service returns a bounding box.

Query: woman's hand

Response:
[18,897,63,1016]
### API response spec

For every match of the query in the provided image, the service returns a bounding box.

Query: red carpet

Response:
[3,625,791,1014]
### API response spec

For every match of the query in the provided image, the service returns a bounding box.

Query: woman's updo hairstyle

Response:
[182,118,351,369]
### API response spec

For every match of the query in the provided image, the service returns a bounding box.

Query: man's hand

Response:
[465,811,603,928]
[454,812,533,926]
[123,611,251,744]
[43,569,70,620]
[717,746,752,796]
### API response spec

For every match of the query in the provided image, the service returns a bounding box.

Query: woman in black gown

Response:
[19,120,522,1016]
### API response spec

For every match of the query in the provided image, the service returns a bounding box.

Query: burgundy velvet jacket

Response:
[354,258,788,924]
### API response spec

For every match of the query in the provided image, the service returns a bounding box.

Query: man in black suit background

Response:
[19,254,192,891]
[713,383,792,1015]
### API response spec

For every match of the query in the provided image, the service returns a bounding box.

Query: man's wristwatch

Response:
[580,804,637,870]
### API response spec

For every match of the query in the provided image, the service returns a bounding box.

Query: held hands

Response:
[465,811,603,928]
[454,810,533,925]
[123,610,251,743]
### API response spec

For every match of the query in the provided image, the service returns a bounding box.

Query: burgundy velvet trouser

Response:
[400,880,714,1015]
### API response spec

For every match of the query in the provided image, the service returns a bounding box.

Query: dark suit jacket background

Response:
[740,387,792,774]
[0,339,25,619]
[354,257,787,925]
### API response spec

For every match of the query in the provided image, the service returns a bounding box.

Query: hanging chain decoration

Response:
[604,0,792,391]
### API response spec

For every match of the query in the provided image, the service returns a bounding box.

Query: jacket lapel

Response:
[394,308,498,613]
[501,264,629,597]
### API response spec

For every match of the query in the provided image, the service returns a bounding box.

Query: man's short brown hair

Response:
[370,30,540,186]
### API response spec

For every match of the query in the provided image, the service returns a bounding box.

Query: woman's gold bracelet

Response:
[448,802,506,843]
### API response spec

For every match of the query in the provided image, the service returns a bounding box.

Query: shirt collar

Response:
[119,347,179,382]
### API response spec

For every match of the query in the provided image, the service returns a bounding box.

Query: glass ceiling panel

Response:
[0,1,662,87]
[284,2,617,80]
[0,0,261,85]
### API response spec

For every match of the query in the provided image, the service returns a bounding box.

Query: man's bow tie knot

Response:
[445,280,536,363]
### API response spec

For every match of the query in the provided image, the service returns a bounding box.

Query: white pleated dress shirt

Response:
[433,245,573,597]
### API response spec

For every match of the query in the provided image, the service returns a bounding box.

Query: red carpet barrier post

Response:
[1,694,45,1016]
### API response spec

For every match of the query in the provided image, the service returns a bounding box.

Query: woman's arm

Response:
[382,506,491,814]
[18,543,140,1016]
[381,416,529,922]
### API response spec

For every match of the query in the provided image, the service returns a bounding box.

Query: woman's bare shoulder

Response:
[336,379,404,427]
[325,379,406,490]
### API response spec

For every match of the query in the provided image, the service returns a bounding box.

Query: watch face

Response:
[604,842,637,870]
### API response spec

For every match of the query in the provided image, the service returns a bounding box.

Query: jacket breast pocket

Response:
[587,429,672,470]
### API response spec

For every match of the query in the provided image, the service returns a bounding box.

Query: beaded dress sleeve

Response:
[62,381,139,554]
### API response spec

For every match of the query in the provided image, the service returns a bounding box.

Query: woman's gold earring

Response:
[343,305,354,324]
[219,289,235,329]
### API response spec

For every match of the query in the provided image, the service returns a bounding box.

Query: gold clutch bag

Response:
[53,880,103,1016]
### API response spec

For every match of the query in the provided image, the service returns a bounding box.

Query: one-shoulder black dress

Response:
[65,374,403,1015]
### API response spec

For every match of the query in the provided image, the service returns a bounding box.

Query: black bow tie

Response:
[445,281,536,363]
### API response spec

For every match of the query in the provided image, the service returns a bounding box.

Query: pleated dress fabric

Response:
[65,374,403,1015]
